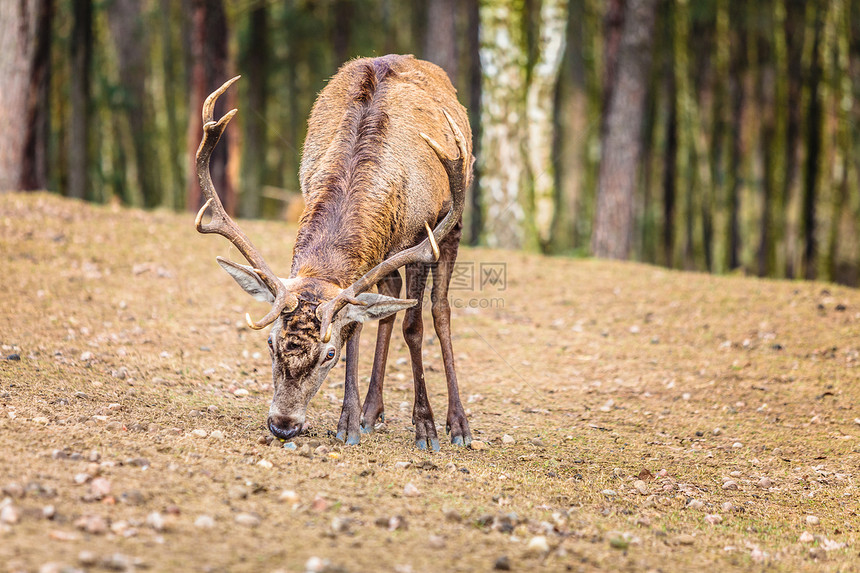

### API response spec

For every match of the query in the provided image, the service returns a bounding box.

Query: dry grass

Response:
[1,192,858,572]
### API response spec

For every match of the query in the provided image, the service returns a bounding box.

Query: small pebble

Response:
[228,485,249,500]
[73,473,91,485]
[633,480,648,495]
[428,535,446,549]
[799,531,814,543]
[89,477,111,498]
[686,499,704,511]
[75,514,107,534]
[526,535,549,555]
[470,440,487,451]
[298,444,313,458]
[704,514,722,525]
[732,442,743,449]
[257,459,274,469]
[722,480,739,491]
[194,515,215,529]
[713,427,722,435]
[209,430,224,440]
[601,489,617,497]
[403,482,421,497]
[191,429,208,438]
[806,515,820,526]
[721,502,734,513]
[757,477,773,489]
[330,516,351,534]
[283,442,297,450]
[42,505,56,519]
[207,405,219,413]
[493,556,511,571]
[0,505,20,524]
[146,511,165,531]
[394,461,411,470]
[279,490,299,503]
[234,512,261,527]
[78,551,97,566]
[501,434,515,444]
[305,556,331,573]
[675,533,695,545]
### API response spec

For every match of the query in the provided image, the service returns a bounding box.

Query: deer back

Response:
[293,54,472,286]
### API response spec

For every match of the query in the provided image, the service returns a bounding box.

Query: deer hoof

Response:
[415,438,440,451]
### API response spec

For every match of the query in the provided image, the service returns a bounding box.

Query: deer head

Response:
[194,77,468,441]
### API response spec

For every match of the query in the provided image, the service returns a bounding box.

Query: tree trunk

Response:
[527,0,568,250]
[67,0,91,200]
[20,0,52,191]
[662,66,678,267]
[466,0,483,245]
[591,0,658,259]
[478,0,529,249]
[424,0,458,84]
[240,4,268,219]
[332,0,353,65]
[107,0,159,207]
[802,2,823,280]
[186,0,232,214]
[0,0,49,191]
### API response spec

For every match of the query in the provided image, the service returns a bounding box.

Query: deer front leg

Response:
[430,222,472,447]
[336,323,363,446]
[402,263,439,451]
[361,270,403,433]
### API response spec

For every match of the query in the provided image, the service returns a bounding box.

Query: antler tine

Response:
[195,76,298,330]
[315,108,471,342]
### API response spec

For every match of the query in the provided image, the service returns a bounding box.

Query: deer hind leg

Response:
[430,221,472,447]
[360,270,403,433]
[336,323,363,446]
[402,262,439,451]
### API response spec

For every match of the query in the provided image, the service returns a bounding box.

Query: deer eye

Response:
[324,348,336,362]
[267,336,273,349]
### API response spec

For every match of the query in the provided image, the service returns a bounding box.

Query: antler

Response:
[315,109,470,342]
[195,76,298,330]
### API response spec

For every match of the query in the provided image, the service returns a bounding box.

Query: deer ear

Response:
[343,292,418,323]
[216,257,276,303]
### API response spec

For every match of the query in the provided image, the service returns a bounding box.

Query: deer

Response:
[194,55,473,451]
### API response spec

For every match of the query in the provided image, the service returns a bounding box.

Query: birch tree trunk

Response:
[591,0,658,259]
[479,0,529,249]
[527,0,568,248]
[0,0,46,191]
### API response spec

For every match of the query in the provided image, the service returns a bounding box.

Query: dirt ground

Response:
[1,192,859,573]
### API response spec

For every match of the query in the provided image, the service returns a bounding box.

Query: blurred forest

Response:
[2,0,860,285]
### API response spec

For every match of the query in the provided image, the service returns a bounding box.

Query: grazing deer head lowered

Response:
[195,55,473,449]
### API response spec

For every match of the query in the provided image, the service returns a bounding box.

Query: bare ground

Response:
[1,192,859,572]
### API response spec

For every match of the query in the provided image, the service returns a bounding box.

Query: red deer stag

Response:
[194,55,473,450]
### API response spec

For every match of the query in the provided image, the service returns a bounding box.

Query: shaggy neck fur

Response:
[291,57,403,288]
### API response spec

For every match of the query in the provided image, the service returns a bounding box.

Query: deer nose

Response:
[267,415,302,441]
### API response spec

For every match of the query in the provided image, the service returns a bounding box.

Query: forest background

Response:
[2,0,859,285]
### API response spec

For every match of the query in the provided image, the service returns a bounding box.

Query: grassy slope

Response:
[1,192,858,572]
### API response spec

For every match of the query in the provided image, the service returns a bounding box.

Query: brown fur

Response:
[292,55,471,288]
